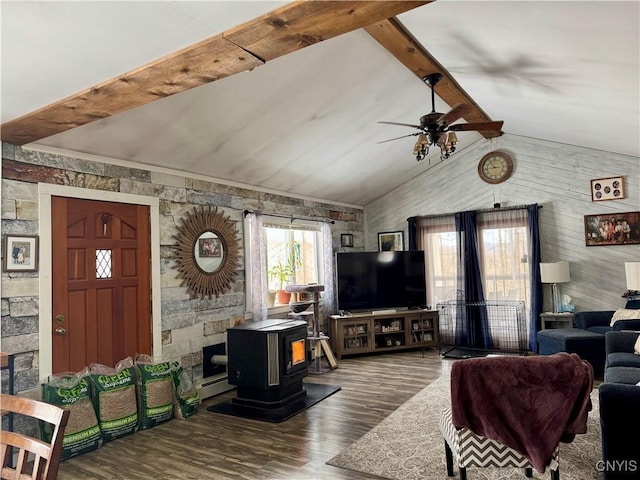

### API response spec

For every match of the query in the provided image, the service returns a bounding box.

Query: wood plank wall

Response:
[364,133,640,312]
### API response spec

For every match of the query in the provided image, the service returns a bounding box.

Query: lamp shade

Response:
[540,261,570,284]
[626,262,640,290]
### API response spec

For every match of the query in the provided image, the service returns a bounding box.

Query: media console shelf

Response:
[329,310,439,360]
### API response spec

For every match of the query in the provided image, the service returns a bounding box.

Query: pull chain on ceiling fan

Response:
[378,73,504,161]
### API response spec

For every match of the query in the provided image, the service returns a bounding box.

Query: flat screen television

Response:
[336,251,427,312]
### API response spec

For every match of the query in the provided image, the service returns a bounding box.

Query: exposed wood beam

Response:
[364,17,503,139]
[1,0,429,146]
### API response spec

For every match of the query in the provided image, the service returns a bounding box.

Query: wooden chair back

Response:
[1,394,70,480]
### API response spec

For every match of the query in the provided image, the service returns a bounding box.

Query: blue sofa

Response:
[599,331,640,479]
[576,299,640,334]
[537,301,640,377]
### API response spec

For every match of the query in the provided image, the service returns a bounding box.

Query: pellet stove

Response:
[227,319,308,409]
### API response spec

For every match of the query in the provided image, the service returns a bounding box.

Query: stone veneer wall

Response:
[0,144,364,394]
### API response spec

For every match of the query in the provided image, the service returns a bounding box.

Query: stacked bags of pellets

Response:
[134,354,174,428]
[170,361,200,419]
[89,357,139,443]
[41,368,103,460]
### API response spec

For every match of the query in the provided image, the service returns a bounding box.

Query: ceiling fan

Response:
[378,73,504,161]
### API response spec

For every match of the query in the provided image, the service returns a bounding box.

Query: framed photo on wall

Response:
[583,211,639,246]
[340,233,354,247]
[590,176,625,202]
[2,235,39,272]
[378,231,404,251]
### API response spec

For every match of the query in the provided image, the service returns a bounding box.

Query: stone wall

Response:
[0,144,364,394]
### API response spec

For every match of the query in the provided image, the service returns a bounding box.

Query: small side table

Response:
[540,312,575,330]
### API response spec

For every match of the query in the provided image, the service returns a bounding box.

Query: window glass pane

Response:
[264,225,319,306]
[477,210,530,305]
[479,225,529,302]
[416,216,457,307]
[96,249,112,279]
[426,231,457,306]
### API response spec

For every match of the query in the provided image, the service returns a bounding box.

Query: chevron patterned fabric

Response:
[439,408,560,472]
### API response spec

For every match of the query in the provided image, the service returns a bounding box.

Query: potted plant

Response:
[268,261,295,305]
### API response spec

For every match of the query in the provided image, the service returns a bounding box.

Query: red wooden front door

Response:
[51,197,151,373]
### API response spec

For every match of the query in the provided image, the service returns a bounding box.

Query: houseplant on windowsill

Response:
[268,262,295,305]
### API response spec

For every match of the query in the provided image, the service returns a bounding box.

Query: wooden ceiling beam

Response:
[1,0,430,146]
[364,17,503,139]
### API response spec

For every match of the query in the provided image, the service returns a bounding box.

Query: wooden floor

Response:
[58,349,446,480]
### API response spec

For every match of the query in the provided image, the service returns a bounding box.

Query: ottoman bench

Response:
[537,328,605,377]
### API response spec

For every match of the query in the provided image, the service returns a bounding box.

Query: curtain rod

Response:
[407,204,541,222]
[243,209,335,224]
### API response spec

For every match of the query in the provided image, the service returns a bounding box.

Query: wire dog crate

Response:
[437,300,528,358]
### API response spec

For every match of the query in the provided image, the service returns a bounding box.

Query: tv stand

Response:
[329,310,439,360]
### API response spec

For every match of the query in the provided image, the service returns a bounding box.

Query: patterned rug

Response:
[327,369,602,479]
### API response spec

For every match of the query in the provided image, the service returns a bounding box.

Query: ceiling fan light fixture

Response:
[439,132,458,160]
[379,72,502,163]
[413,133,429,161]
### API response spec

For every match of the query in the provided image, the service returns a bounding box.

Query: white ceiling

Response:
[2,1,638,206]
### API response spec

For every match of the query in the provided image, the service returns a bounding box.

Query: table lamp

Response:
[626,262,640,291]
[540,261,570,313]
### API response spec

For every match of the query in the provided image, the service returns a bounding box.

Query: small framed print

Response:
[378,231,404,251]
[3,235,39,272]
[198,237,221,258]
[340,233,354,247]
[591,176,625,202]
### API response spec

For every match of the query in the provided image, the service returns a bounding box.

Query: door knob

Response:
[55,327,66,335]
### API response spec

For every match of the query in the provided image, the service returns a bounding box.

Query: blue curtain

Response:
[407,216,417,250]
[528,204,543,351]
[454,211,492,349]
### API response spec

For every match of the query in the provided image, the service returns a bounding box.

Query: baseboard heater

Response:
[197,374,235,400]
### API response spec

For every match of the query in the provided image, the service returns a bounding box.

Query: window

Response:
[95,249,112,279]
[417,209,532,311]
[264,221,323,307]
[416,216,457,307]
[477,210,530,305]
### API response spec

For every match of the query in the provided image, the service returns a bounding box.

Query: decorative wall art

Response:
[2,235,39,272]
[378,231,404,251]
[590,176,625,202]
[172,205,241,299]
[583,211,639,246]
[340,233,354,247]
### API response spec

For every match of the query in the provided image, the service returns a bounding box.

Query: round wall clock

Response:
[478,151,514,184]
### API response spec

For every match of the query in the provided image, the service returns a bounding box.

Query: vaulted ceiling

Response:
[2,1,638,206]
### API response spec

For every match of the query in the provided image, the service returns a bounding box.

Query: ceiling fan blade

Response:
[448,120,504,132]
[437,103,473,126]
[378,121,423,130]
[377,132,420,144]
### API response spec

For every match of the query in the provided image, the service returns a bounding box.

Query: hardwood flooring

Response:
[58,349,446,480]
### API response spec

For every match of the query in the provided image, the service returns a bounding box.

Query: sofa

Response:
[537,300,640,377]
[575,299,640,334]
[599,330,640,480]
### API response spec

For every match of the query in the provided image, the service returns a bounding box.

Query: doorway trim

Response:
[38,183,161,381]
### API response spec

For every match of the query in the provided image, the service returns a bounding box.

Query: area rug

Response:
[327,370,602,479]
[207,383,341,423]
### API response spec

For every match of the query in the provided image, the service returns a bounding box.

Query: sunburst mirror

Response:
[173,205,240,299]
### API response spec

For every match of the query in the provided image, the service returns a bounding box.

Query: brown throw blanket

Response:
[451,352,593,473]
